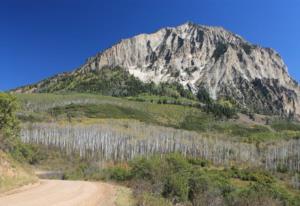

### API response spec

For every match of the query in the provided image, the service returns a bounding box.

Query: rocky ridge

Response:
[14,22,300,118]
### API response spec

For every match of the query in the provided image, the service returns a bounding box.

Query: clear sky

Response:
[1,0,299,91]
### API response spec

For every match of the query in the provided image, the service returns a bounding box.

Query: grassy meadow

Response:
[16,93,300,143]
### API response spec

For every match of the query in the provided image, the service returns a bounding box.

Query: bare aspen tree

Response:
[20,122,300,172]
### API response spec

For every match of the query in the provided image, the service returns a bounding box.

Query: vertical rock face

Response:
[14,22,300,118]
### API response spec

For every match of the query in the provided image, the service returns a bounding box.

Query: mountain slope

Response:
[14,22,300,118]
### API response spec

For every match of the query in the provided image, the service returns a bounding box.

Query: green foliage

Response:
[196,87,237,119]
[0,93,44,164]
[27,66,196,100]
[209,123,295,143]
[203,102,237,119]
[162,155,191,202]
[36,66,145,96]
[130,154,191,203]
[17,93,208,129]
[229,183,283,206]
[163,173,189,202]
[130,158,157,181]
[197,87,212,104]
[271,120,300,132]
[220,124,270,137]
[0,93,21,154]
[151,82,195,100]
[226,167,274,184]
[229,180,300,206]
[189,170,231,206]
[0,93,19,152]
[31,147,300,206]
[105,166,132,181]
[62,162,90,180]
[10,143,47,164]
[101,154,299,205]
[187,158,210,167]
[180,116,206,131]
[276,164,289,173]
[127,94,198,107]
[49,103,155,123]
[16,93,300,143]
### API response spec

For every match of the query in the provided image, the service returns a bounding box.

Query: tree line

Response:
[21,122,300,172]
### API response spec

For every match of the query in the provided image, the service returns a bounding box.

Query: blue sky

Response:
[1,0,299,91]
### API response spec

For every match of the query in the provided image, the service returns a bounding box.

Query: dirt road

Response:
[0,179,117,206]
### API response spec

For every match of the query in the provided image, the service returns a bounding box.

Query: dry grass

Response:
[0,151,37,193]
[230,178,252,189]
[115,186,136,206]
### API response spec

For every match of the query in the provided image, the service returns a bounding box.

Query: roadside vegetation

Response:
[35,151,300,206]
[0,151,36,193]
[0,93,37,192]
[105,154,300,206]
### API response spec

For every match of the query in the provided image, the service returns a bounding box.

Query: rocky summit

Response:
[14,22,300,118]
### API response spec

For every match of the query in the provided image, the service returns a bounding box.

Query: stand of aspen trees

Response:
[265,139,300,172]
[20,121,300,172]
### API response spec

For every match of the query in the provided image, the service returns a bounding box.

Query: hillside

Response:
[16,93,300,168]
[3,92,298,205]
[14,22,300,119]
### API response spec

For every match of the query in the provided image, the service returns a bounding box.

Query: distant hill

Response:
[14,22,300,119]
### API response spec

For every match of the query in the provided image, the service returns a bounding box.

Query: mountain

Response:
[14,22,300,118]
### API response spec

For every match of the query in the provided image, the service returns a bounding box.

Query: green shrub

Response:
[188,158,210,167]
[10,143,47,164]
[230,183,282,206]
[106,166,131,181]
[271,121,300,132]
[163,173,189,202]
[189,172,210,200]
[130,158,156,180]
[64,153,299,206]
[203,102,237,119]
[188,169,235,206]
[276,164,289,173]
[180,114,212,132]
[229,181,300,206]
[227,167,274,184]
[0,93,41,164]
[0,93,19,151]
[165,153,191,172]
[197,87,212,104]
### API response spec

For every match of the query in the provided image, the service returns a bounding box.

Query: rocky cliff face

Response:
[15,22,300,118]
